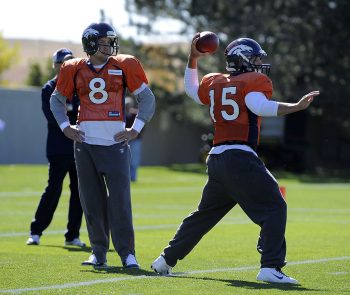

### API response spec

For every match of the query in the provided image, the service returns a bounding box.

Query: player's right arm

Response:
[50,90,84,143]
[184,33,211,104]
[50,60,85,142]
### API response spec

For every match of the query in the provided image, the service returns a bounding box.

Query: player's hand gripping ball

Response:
[195,31,219,54]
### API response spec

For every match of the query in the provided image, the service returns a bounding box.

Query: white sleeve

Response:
[245,92,279,116]
[184,67,203,105]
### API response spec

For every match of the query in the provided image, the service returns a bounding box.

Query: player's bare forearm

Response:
[277,90,320,116]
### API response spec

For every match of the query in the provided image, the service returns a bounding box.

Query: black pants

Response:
[163,149,287,268]
[30,155,83,241]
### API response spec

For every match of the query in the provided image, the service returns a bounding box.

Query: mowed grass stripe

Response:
[0,219,252,238]
[1,256,349,294]
[1,165,349,294]
[0,186,204,198]
[1,181,349,198]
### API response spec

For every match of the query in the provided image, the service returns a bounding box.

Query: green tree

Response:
[26,57,55,87]
[43,57,55,83]
[26,62,43,87]
[0,32,19,85]
[126,0,350,129]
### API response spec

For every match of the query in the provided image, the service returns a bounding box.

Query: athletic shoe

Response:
[82,254,107,268]
[26,235,40,245]
[65,238,86,247]
[151,255,172,275]
[123,254,140,269]
[257,267,298,284]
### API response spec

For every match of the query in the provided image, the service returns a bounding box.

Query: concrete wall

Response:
[0,87,47,164]
[0,88,206,165]
[141,111,206,165]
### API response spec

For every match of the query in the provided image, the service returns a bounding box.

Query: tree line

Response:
[2,1,349,136]
[124,0,350,134]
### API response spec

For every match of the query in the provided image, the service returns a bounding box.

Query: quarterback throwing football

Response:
[151,34,319,284]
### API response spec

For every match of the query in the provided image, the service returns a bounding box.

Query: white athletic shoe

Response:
[123,254,140,269]
[82,254,107,268]
[257,267,298,284]
[65,238,86,247]
[26,235,40,245]
[151,255,172,275]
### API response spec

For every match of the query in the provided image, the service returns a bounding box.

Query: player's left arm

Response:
[245,74,319,116]
[245,90,319,117]
[114,85,155,143]
[276,91,319,115]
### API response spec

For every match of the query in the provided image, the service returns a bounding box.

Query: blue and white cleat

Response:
[151,255,172,275]
[257,267,298,284]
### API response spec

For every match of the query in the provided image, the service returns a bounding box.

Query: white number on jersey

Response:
[209,86,240,122]
[89,78,108,104]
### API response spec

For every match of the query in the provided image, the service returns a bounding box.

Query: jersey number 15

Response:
[209,86,240,123]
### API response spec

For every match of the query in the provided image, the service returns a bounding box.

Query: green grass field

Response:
[0,165,349,294]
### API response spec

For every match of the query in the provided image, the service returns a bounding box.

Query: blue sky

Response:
[0,0,188,44]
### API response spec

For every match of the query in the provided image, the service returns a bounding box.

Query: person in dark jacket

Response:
[26,48,85,247]
[125,96,143,182]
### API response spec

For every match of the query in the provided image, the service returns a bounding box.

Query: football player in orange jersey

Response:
[50,22,156,269]
[151,35,319,284]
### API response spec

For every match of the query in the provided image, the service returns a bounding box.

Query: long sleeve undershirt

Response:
[184,67,279,116]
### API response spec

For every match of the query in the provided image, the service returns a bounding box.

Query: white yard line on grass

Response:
[1,181,349,198]
[0,186,203,198]
[0,220,252,238]
[1,256,350,294]
[329,271,348,275]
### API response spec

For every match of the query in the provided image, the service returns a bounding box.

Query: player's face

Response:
[98,37,114,56]
[251,56,263,66]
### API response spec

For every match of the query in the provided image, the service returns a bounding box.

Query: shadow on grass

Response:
[167,163,207,175]
[42,245,114,254]
[167,163,350,183]
[80,265,156,276]
[173,275,320,292]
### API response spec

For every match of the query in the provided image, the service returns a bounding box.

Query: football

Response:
[195,31,219,54]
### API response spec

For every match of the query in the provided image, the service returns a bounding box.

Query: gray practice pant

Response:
[74,141,135,263]
[163,149,287,268]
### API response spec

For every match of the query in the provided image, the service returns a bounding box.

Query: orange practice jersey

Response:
[56,54,148,123]
[198,71,273,149]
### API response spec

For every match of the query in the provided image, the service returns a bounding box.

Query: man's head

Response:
[82,22,119,56]
[225,38,271,75]
[52,48,74,74]
[52,48,74,64]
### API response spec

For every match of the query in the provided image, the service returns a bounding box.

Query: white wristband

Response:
[131,118,145,133]
[59,121,70,131]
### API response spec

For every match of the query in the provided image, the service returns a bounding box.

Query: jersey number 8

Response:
[89,78,108,104]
